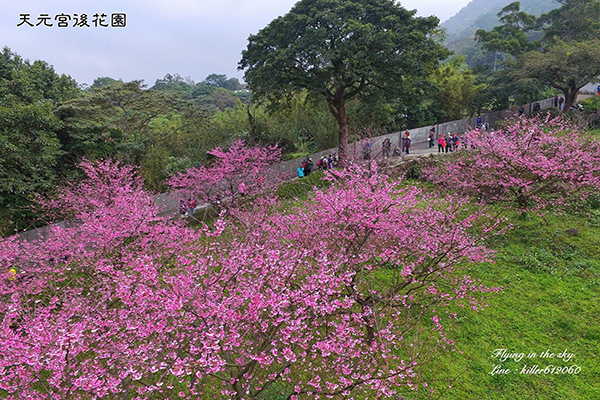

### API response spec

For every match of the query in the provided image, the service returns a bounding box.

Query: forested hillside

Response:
[442,0,558,43]
[442,0,559,67]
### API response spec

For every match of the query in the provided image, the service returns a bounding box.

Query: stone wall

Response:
[276,97,556,175]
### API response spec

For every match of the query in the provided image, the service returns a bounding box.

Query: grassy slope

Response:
[415,210,600,399]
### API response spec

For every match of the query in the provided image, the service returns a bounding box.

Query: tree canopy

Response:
[429,56,487,121]
[0,158,500,399]
[476,0,600,111]
[0,47,78,232]
[239,0,448,165]
[475,2,539,57]
[522,39,600,109]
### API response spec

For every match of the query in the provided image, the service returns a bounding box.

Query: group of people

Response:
[179,197,196,218]
[364,130,412,160]
[476,117,490,131]
[297,154,338,177]
[297,126,467,177]
[438,133,460,153]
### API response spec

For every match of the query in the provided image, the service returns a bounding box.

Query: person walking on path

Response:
[179,199,188,218]
[429,127,435,148]
[438,135,446,153]
[403,131,411,155]
[382,138,391,157]
[452,134,459,151]
[188,198,196,216]
[363,142,372,160]
[303,158,313,176]
[445,134,453,153]
[317,156,327,171]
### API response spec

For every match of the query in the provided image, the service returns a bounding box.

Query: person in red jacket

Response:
[438,135,446,153]
[403,131,411,155]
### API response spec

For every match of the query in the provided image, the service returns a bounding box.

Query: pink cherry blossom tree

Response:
[424,114,600,212]
[168,140,285,210]
[1,160,502,399]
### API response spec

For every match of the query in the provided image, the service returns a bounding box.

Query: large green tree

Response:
[239,0,448,165]
[0,99,62,232]
[522,39,600,111]
[55,81,217,190]
[0,47,78,233]
[537,0,600,43]
[429,56,487,121]
[475,2,539,57]
[476,1,600,112]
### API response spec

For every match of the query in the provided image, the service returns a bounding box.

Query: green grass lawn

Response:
[588,128,600,138]
[412,210,600,400]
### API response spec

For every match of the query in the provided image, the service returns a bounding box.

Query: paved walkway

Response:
[367,138,450,162]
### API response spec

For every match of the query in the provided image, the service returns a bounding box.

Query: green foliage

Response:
[0,100,63,233]
[429,56,487,121]
[475,2,539,57]
[240,0,449,163]
[442,0,558,43]
[579,95,600,112]
[204,74,242,91]
[57,81,179,164]
[90,76,122,89]
[0,47,79,104]
[209,91,339,154]
[240,0,446,104]
[474,1,600,112]
[521,39,600,110]
[274,171,330,200]
[150,73,246,112]
[210,87,240,111]
[151,73,194,96]
[538,0,600,44]
[473,63,549,111]
[0,47,78,233]
[56,81,235,192]
[204,73,228,88]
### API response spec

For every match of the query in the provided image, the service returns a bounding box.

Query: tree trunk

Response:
[246,104,259,142]
[562,84,578,112]
[328,86,349,167]
[335,102,349,168]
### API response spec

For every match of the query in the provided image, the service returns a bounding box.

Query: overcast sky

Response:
[1,0,472,87]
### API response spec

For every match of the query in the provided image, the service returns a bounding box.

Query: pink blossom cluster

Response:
[1,158,501,399]
[423,114,600,211]
[168,139,283,207]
